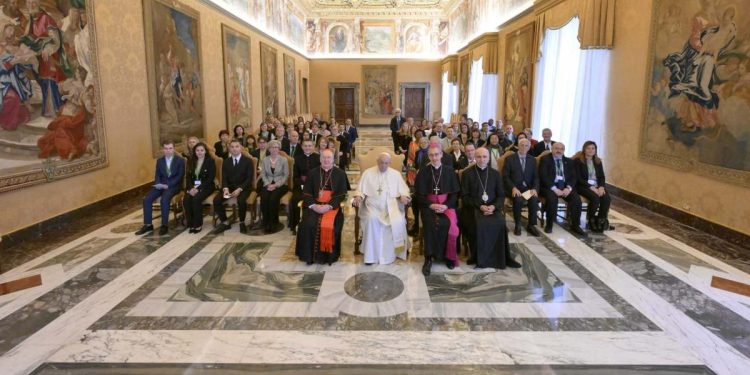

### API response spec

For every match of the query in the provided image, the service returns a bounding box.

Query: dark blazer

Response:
[293,152,321,191]
[281,140,302,157]
[502,152,539,194]
[250,148,270,160]
[186,157,216,191]
[432,131,446,139]
[221,154,254,192]
[389,115,406,132]
[573,158,606,190]
[344,126,358,144]
[449,151,467,169]
[213,141,229,159]
[539,154,577,191]
[154,156,185,191]
[531,140,556,157]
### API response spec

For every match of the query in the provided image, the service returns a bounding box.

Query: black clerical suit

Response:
[389,115,406,152]
[414,164,460,263]
[502,152,540,227]
[539,154,582,229]
[183,157,216,229]
[461,164,513,269]
[573,158,611,226]
[531,140,556,157]
[289,152,320,231]
[295,166,348,265]
[213,154,254,223]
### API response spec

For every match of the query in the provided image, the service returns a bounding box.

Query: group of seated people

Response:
[133,112,611,277]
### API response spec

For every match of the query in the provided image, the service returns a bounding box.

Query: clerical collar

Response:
[477,165,487,170]
[322,166,332,172]
[431,164,442,169]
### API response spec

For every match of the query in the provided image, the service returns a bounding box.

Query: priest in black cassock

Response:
[461,148,521,269]
[415,146,461,276]
[295,149,348,265]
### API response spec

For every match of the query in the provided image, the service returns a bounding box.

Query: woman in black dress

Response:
[183,142,216,233]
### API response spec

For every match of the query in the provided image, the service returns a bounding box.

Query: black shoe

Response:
[306,261,314,265]
[544,225,553,234]
[239,223,247,234]
[422,258,432,276]
[365,262,373,266]
[188,228,196,234]
[212,223,230,234]
[446,260,455,270]
[513,226,522,236]
[193,227,202,234]
[135,225,154,235]
[506,258,522,268]
[526,226,541,237]
[571,226,587,237]
[158,226,169,236]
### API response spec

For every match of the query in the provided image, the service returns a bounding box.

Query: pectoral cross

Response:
[433,185,440,194]
[377,185,383,195]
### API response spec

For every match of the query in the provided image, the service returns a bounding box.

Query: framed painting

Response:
[143,0,205,156]
[260,42,279,117]
[362,22,395,54]
[362,65,396,117]
[221,25,252,129]
[458,54,471,116]
[640,0,750,186]
[503,22,534,130]
[0,1,107,193]
[283,54,297,115]
[327,24,349,53]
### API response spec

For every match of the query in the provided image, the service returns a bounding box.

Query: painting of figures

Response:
[287,13,305,50]
[260,42,278,117]
[283,54,296,115]
[404,24,427,54]
[0,0,107,193]
[143,0,204,155]
[363,23,394,54]
[221,25,251,129]
[362,65,396,117]
[503,23,534,130]
[641,0,750,186]
[328,24,348,53]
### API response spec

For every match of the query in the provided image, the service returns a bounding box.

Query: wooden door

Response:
[333,88,355,122]
[404,87,426,122]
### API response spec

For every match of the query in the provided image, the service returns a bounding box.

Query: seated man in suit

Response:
[212,140,254,234]
[502,138,541,236]
[539,143,585,236]
[136,140,185,236]
[282,130,302,157]
[531,128,555,156]
[290,140,320,234]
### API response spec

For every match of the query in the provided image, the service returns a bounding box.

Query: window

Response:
[441,71,458,121]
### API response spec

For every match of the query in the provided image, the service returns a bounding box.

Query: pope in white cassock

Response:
[352,153,412,265]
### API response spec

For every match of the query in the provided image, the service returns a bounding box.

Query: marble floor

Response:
[1,192,749,374]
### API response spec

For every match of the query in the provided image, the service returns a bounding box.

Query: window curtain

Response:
[479,73,498,123]
[531,17,610,156]
[467,57,484,121]
[441,71,459,121]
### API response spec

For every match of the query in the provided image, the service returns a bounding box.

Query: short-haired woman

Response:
[259,140,289,233]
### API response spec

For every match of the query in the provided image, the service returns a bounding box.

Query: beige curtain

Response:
[441,56,458,83]
[482,40,498,74]
[533,0,615,60]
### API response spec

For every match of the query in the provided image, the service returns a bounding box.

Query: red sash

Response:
[428,193,459,264]
[318,190,339,253]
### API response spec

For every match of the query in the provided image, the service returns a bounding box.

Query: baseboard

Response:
[606,183,750,251]
[1,183,152,250]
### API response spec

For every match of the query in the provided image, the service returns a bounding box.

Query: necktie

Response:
[520,156,526,172]
[234,158,238,167]
[166,158,171,176]
[290,145,295,155]
[546,142,551,151]
[555,159,563,177]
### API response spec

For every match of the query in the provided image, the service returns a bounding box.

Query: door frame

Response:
[399,82,430,121]
[329,82,360,125]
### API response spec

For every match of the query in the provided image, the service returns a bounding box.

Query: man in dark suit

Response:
[136,140,185,236]
[502,138,541,236]
[289,140,320,234]
[343,119,358,158]
[389,108,406,152]
[539,142,585,236]
[531,128,555,156]
[282,130,302,158]
[212,140,254,234]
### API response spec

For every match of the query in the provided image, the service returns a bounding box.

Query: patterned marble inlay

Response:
[426,244,579,303]
[170,242,324,302]
[344,272,404,302]
[629,238,720,273]
[611,223,644,235]
[110,223,147,234]
[31,238,123,272]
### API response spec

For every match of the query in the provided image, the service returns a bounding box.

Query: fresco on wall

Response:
[327,24,349,53]
[260,42,279,117]
[362,23,394,54]
[222,25,252,129]
[448,0,533,52]
[266,0,283,35]
[503,23,534,130]
[287,12,305,50]
[283,54,297,115]
[438,21,449,55]
[0,0,107,193]
[362,65,396,117]
[404,24,427,54]
[143,0,204,155]
[641,0,750,186]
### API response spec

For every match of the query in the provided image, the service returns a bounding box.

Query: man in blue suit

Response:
[136,140,185,236]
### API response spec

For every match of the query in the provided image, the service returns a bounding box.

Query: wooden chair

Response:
[353,147,406,254]
[152,155,187,227]
[202,152,223,216]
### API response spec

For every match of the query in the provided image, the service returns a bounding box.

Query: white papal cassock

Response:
[354,166,411,264]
